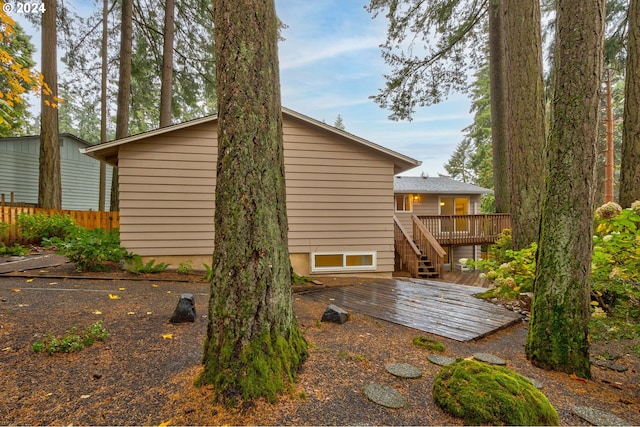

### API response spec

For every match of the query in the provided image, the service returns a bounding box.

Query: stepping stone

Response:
[363,384,407,409]
[385,363,422,379]
[592,358,629,372]
[473,352,506,365]
[427,354,456,366]
[573,405,630,426]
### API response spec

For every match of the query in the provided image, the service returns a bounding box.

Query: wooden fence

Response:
[0,207,120,246]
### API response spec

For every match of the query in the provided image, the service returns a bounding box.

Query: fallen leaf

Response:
[127,312,135,315]
[2,347,11,352]
[146,312,152,315]
[166,291,172,294]
[10,288,20,293]
[92,310,102,315]
[25,278,34,283]
[118,287,126,291]
[80,394,91,399]
[158,421,172,427]
[152,284,159,288]
[162,333,174,339]
[108,294,120,300]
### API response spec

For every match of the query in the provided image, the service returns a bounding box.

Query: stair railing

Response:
[393,215,421,278]
[412,214,446,278]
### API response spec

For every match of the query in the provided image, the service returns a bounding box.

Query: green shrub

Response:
[0,222,9,237]
[0,242,27,257]
[126,256,169,274]
[16,212,75,241]
[465,230,537,300]
[433,359,559,426]
[47,227,132,272]
[176,260,193,274]
[203,262,213,281]
[32,321,110,355]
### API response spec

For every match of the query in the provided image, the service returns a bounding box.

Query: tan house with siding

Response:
[81,107,420,276]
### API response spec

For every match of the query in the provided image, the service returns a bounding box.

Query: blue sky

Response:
[276,1,473,176]
[12,0,474,176]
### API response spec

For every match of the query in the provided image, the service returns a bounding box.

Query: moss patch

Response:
[412,336,445,352]
[433,359,559,426]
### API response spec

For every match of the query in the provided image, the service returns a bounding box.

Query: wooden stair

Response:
[417,252,439,278]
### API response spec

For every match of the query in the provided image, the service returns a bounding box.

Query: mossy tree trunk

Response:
[525,0,605,379]
[619,0,640,208]
[197,0,308,402]
[503,0,546,249]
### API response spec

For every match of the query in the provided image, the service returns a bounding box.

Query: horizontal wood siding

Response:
[118,117,396,273]
[0,136,113,210]
[118,122,217,258]
[283,118,394,273]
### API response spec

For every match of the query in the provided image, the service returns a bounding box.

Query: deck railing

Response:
[393,215,420,278]
[415,214,512,246]
[412,215,446,277]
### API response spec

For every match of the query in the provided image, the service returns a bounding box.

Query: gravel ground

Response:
[1,269,639,425]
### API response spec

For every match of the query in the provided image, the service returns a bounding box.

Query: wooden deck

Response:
[305,279,521,342]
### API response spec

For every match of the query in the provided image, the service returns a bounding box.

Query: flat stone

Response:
[427,354,456,366]
[321,304,349,324]
[592,358,629,372]
[473,352,507,365]
[363,384,406,409]
[385,363,422,379]
[573,405,630,426]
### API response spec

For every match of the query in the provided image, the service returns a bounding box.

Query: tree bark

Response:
[619,0,640,208]
[525,0,605,379]
[111,0,133,212]
[197,0,307,402]
[38,0,61,209]
[503,0,546,249]
[99,0,108,212]
[488,0,510,214]
[159,0,175,128]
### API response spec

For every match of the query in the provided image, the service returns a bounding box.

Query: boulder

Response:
[321,304,349,324]
[169,293,196,323]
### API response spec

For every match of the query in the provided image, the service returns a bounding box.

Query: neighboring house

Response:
[393,176,510,276]
[82,107,420,276]
[0,134,113,210]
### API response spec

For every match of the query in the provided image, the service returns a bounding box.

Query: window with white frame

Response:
[311,251,377,272]
[394,194,413,212]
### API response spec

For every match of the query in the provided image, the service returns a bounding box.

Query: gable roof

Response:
[81,107,421,174]
[394,176,492,195]
[0,133,95,147]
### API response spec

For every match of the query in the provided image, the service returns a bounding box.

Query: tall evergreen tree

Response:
[38,0,62,209]
[619,0,640,207]
[526,0,605,378]
[503,0,546,249]
[111,0,133,211]
[197,0,307,402]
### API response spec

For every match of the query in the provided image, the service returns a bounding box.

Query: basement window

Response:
[311,252,376,272]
